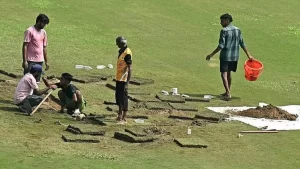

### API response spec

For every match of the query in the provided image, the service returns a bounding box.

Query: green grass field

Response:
[1,0,300,168]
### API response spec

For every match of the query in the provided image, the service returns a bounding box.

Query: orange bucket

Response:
[244,59,263,81]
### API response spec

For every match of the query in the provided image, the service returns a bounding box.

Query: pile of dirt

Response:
[233,104,298,121]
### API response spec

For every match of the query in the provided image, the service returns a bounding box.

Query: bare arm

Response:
[44,47,50,70]
[44,47,48,63]
[206,46,222,60]
[127,64,132,85]
[22,42,29,68]
[33,86,51,96]
[242,47,253,60]
[239,30,254,60]
[206,30,225,61]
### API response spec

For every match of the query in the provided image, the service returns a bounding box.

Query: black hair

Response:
[36,14,50,24]
[220,13,233,22]
[61,73,73,82]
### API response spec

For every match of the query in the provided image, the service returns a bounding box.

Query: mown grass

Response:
[0,0,300,168]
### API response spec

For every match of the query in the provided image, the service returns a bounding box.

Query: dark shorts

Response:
[220,60,238,72]
[17,95,44,113]
[24,61,43,82]
[115,81,128,111]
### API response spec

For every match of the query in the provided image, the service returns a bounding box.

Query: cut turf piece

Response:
[185,97,210,102]
[195,110,229,123]
[145,102,172,110]
[129,95,160,102]
[61,134,100,143]
[129,77,154,85]
[0,70,21,78]
[114,131,155,143]
[66,125,105,136]
[103,101,117,105]
[127,115,149,119]
[168,115,194,120]
[174,138,208,148]
[168,103,198,112]
[156,94,185,103]
[105,83,116,90]
[124,128,147,137]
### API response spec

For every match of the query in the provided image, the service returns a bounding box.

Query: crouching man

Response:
[14,64,56,114]
[43,73,86,116]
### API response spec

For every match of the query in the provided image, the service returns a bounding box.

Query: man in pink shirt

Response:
[22,14,50,82]
[14,64,56,115]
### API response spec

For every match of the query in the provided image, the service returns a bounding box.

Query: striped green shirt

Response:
[218,24,246,61]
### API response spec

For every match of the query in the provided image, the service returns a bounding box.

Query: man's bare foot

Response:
[116,120,126,124]
[220,92,227,96]
[223,94,232,101]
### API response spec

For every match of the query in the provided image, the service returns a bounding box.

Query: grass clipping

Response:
[233,104,297,121]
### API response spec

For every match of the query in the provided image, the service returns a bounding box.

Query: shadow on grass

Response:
[0,99,14,105]
[184,93,241,101]
[0,105,29,116]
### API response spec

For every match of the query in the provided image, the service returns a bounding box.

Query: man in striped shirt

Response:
[206,13,254,100]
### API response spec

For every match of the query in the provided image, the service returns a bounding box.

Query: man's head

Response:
[220,13,233,27]
[116,36,127,48]
[60,73,73,86]
[30,64,42,78]
[35,14,50,30]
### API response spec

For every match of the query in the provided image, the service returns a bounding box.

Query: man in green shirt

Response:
[43,73,86,116]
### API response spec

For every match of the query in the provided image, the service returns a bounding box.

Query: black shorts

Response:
[115,81,128,111]
[220,60,238,72]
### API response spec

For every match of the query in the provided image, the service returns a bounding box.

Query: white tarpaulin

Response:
[206,103,300,131]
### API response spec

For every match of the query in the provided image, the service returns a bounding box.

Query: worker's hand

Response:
[45,63,50,71]
[22,61,28,69]
[248,55,254,61]
[206,54,213,61]
[49,85,57,90]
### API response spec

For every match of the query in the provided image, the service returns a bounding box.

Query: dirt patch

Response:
[191,120,207,126]
[208,63,218,68]
[232,104,298,120]
[143,127,171,135]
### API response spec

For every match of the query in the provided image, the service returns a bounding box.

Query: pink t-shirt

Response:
[24,26,48,62]
[14,73,39,104]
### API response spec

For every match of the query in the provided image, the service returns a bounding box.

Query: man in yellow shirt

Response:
[115,36,132,124]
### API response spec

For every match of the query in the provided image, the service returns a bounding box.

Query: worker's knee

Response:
[76,90,81,97]
[58,90,64,97]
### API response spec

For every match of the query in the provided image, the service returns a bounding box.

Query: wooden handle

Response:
[30,90,53,116]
